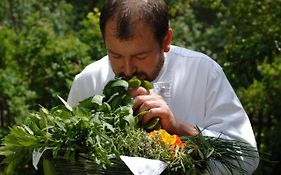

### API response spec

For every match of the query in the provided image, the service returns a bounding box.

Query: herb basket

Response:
[0,77,257,175]
[42,151,133,175]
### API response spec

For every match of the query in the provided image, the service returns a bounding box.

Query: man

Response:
[67,0,259,174]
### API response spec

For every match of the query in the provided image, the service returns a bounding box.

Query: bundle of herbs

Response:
[0,77,257,175]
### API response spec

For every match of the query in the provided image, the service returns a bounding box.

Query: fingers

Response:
[133,95,169,124]
[130,90,175,131]
[128,86,149,97]
[141,107,162,124]
[141,107,174,133]
[132,93,161,111]
[129,88,197,136]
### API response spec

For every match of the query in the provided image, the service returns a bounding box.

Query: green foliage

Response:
[0,0,105,128]
[0,77,152,174]
[79,8,106,59]
[17,25,92,109]
[237,57,281,174]
[0,68,36,124]
[170,0,281,87]
[0,77,257,175]
[0,0,280,174]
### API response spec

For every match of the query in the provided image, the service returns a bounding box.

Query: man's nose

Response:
[123,58,135,77]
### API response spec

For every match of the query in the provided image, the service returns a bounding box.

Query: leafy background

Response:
[0,0,280,174]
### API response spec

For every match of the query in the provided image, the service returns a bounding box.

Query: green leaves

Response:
[141,80,153,90]
[0,126,39,174]
[57,95,73,112]
[0,76,258,175]
[0,76,155,174]
[142,118,161,131]
[128,76,153,91]
[128,76,142,88]
[99,77,154,130]
[127,77,160,131]
[103,78,128,99]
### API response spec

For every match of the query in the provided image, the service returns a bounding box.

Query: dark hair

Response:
[99,0,169,45]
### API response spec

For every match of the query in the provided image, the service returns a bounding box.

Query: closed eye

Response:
[108,51,121,59]
[111,54,121,59]
[135,54,147,60]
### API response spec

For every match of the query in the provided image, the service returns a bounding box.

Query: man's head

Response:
[100,0,169,46]
[99,0,173,81]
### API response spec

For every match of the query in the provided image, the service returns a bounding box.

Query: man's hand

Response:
[129,86,198,136]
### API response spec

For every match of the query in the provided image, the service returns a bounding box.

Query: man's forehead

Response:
[105,19,149,39]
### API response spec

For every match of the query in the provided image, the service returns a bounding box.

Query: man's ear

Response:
[163,28,173,52]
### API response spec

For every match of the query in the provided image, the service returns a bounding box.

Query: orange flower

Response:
[149,129,184,148]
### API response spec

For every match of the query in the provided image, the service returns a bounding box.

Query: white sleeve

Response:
[67,57,114,107]
[200,63,259,174]
[67,72,99,107]
[67,74,85,107]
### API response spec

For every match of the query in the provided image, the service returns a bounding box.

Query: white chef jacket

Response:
[67,45,259,174]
